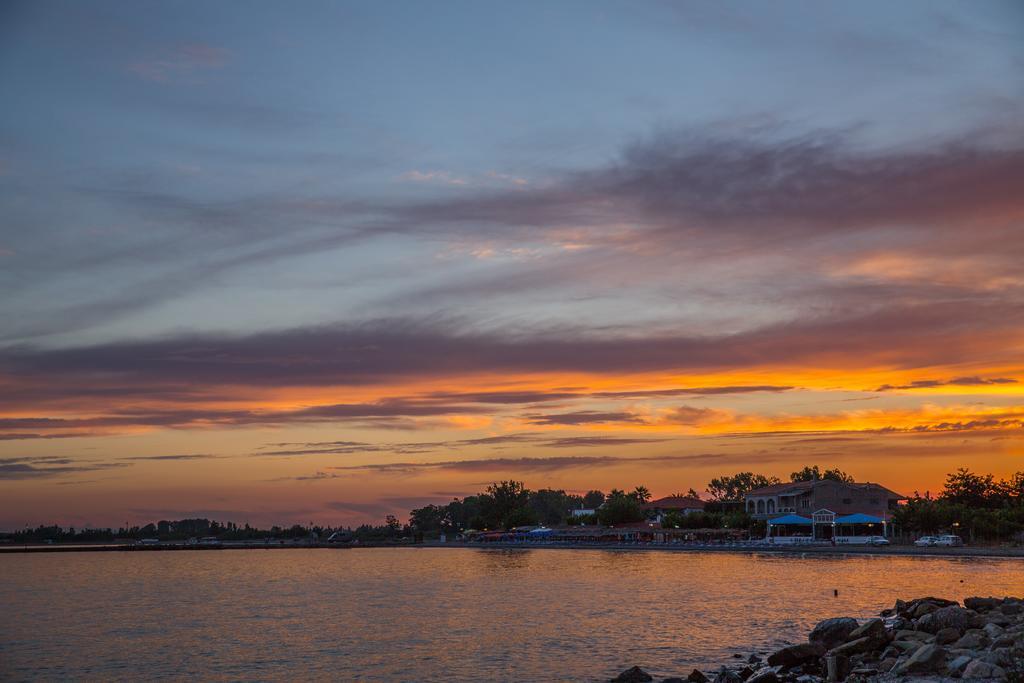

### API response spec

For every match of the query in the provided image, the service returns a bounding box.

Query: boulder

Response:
[962,659,1006,679]
[934,627,961,644]
[809,618,859,649]
[686,670,709,683]
[828,637,879,658]
[991,634,1016,649]
[824,654,850,682]
[892,643,947,675]
[893,629,929,642]
[964,597,1002,612]
[953,631,988,649]
[947,655,973,676]
[915,605,982,633]
[662,679,687,683]
[767,643,826,668]
[983,623,1005,639]
[745,669,778,683]
[901,597,958,618]
[713,666,742,683]
[1000,602,1022,615]
[846,619,886,643]
[612,666,654,682]
[877,657,897,673]
[912,602,939,618]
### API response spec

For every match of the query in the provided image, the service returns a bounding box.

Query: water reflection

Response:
[1,548,1021,681]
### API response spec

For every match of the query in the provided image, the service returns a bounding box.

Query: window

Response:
[802,499,810,509]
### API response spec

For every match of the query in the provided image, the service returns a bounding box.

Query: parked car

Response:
[914,536,938,547]
[935,534,964,547]
[867,536,890,546]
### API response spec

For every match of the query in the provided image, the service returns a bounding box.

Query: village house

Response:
[744,479,905,543]
[641,495,705,522]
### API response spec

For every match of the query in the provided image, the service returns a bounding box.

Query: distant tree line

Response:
[8,465,1023,545]
[893,468,1024,542]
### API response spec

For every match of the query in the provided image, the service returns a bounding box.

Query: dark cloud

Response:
[541,436,673,448]
[328,451,794,475]
[123,454,220,461]
[593,385,793,399]
[875,376,1018,391]
[0,458,131,480]
[522,411,646,426]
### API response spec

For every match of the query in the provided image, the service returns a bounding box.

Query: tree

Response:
[631,486,652,503]
[941,468,996,508]
[706,472,781,501]
[582,490,606,508]
[597,489,644,525]
[385,515,401,535]
[789,465,854,483]
[480,480,531,530]
[528,489,573,526]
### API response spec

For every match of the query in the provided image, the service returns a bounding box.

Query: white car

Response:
[935,534,964,547]
[914,536,938,547]
[867,536,890,546]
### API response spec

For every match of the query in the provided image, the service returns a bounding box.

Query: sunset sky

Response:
[2,1,1023,530]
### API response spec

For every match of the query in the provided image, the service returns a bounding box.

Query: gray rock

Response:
[947,654,973,675]
[744,668,778,683]
[992,634,1016,649]
[893,629,930,642]
[952,632,987,650]
[983,623,1005,639]
[767,643,826,668]
[828,638,878,658]
[713,666,742,683]
[962,658,1006,679]
[685,670,709,683]
[662,678,687,683]
[747,655,762,665]
[934,627,962,644]
[846,619,885,643]
[964,597,1002,612]
[916,605,982,634]
[824,654,850,682]
[809,618,859,649]
[892,643,946,675]
[612,666,654,682]
[877,657,897,673]
[1001,602,1022,615]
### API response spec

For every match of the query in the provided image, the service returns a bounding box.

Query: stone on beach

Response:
[915,604,983,633]
[767,642,826,668]
[808,618,859,650]
[892,643,947,675]
[612,666,653,682]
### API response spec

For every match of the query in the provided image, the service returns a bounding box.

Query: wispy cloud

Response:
[129,43,230,83]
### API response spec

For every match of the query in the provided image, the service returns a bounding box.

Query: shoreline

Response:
[2,541,1023,558]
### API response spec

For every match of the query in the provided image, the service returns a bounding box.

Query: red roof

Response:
[641,495,705,510]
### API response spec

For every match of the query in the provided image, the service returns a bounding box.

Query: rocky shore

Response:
[611,596,1024,683]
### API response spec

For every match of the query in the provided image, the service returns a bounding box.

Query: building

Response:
[744,479,903,520]
[641,495,705,522]
[744,479,905,542]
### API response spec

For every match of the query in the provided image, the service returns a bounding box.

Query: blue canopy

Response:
[834,513,884,525]
[768,514,813,525]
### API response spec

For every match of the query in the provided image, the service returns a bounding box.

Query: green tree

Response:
[597,489,644,525]
[631,486,652,503]
[790,465,854,483]
[941,468,997,508]
[582,490,606,508]
[706,472,781,501]
[480,480,532,529]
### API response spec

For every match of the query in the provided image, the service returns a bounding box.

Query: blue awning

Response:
[834,513,885,524]
[768,514,813,525]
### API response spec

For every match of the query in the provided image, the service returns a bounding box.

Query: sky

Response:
[1,0,1023,530]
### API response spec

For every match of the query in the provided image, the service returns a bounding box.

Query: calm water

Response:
[1,548,1021,681]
